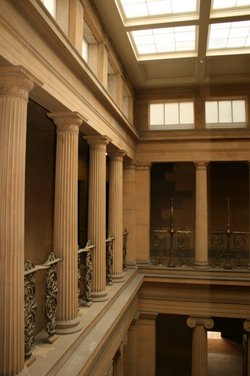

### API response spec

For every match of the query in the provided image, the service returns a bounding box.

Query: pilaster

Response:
[113,343,125,376]
[194,161,209,268]
[137,312,158,376]
[123,161,137,268]
[109,150,125,282]
[136,162,151,265]
[187,316,214,376]
[85,135,109,300]
[0,66,39,376]
[49,112,84,334]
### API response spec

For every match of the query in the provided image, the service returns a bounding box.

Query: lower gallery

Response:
[0,1,250,375]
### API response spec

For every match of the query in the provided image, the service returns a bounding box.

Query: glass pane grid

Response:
[149,102,194,129]
[205,99,246,127]
[131,25,196,55]
[208,21,250,50]
[119,0,197,19]
[212,0,250,10]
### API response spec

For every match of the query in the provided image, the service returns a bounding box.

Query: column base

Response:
[17,365,29,376]
[126,261,137,269]
[136,259,152,268]
[112,272,125,283]
[193,261,210,269]
[92,290,109,302]
[55,316,82,334]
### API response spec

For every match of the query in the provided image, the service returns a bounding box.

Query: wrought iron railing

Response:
[106,235,114,285]
[24,252,62,364]
[78,241,95,307]
[123,229,128,271]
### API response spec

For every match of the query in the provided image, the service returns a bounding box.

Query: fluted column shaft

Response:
[194,162,209,267]
[113,345,124,376]
[109,150,125,281]
[49,112,83,334]
[0,67,36,376]
[86,136,109,300]
[123,161,137,268]
[187,317,214,376]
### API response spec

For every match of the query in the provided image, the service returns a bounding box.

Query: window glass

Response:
[150,104,164,125]
[165,103,179,124]
[149,101,194,129]
[205,99,246,128]
[41,0,56,17]
[82,39,88,62]
[218,101,232,123]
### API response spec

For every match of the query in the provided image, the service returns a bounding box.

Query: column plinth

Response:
[49,112,84,334]
[194,162,209,268]
[187,316,214,376]
[109,150,125,282]
[85,136,109,301]
[0,66,39,376]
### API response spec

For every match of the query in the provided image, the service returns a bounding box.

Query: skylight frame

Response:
[128,24,198,60]
[116,0,199,22]
[207,20,250,56]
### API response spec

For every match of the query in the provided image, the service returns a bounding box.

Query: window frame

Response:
[149,100,195,130]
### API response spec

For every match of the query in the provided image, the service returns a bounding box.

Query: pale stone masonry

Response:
[109,150,125,281]
[0,66,38,376]
[86,136,109,300]
[49,112,84,333]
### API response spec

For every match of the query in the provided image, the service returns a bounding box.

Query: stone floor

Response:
[208,337,243,376]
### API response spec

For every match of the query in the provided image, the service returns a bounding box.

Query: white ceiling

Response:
[93,0,250,89]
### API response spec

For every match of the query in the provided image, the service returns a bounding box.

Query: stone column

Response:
[194,162,209,267]
[113,344,125,376]
[48,112,83,334]
[108,150,125,281]
[85,136,109,300]
[244,320,250,376]
[123,161,137,268]
[0,66,38,375]
[137,312,157,376]
[187,316,214,376]
[136,162,151,266]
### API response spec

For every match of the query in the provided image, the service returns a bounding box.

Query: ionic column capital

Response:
[84,135,110,150]
[48,112,85,133]
[243,319,250,332]
[187,316,214,330]
[109,149,125,161]
[0,66,42,100]
[194,161,209,169]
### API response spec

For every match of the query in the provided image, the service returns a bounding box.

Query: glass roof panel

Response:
[212,0,250,10]
[119,0,197,19]
[131,25,196,56]
[208,21,250,50]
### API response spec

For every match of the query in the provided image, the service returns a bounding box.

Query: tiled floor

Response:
[208,338,243,376]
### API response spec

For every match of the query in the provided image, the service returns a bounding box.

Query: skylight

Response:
[208,21,250,51]
[119,0,197,19]
[130,25,196,56]
[212,0,250,10]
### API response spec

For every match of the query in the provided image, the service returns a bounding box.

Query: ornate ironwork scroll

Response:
[78,241,94,306]
[24,260,37,364]
[44,252,62,343]
[106,235,114,284]
[123,229,128,271]
[211,198,249,269]
[152,199,193,267]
